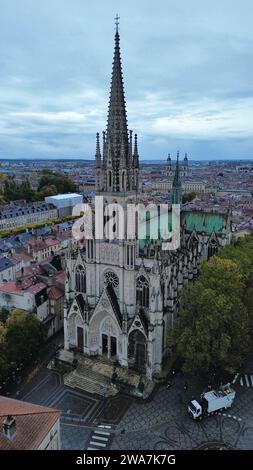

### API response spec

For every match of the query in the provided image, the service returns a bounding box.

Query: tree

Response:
[173,256,251,375]
[0,323,8,382]
[38,170,76,194]
[5,310,47,367]
[0,309,9,323]
[182,192,197,204]
[39,184,58,197]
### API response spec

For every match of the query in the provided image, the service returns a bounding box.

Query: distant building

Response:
[79,180,96,193]
[0,257,14,283]
[153,181,205,194]
[0,279,49,322]
[45,193,83,216]
[0,202,57,232]
[10,252,33,276]
[48,285,64,333]
[0,396,61,450]
[166,151,191,178]
[27,236,60,262]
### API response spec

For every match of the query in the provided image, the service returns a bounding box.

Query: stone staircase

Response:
[64,361,117,397]
[58,349,154,398]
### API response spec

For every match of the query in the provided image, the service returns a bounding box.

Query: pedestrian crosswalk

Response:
[87,424,112,450]
[239,374,253,388]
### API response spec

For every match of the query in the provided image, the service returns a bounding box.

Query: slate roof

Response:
[106,284,122,327]
[76,293,86,313]
[0,202,56,220]
[0,257,13,272]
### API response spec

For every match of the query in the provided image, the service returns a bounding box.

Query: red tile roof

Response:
[11,252,33,264]
[0,280,46,295]
[48,286,64,300]
[53,271,65,286]
[0,396,61,450]
[28,237,60,252]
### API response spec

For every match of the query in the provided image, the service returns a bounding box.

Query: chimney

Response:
[16,278,22,288]
[3,415,16,440]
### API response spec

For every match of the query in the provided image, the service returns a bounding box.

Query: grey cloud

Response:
[0,0,253,159]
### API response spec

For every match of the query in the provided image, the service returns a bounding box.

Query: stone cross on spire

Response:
[115,14,120,32]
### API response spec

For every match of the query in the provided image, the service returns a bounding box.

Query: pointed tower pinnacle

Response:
[171,151,182,204]
[95,132,101,167]
[95,19,139,193]
[133,133,139,168]
[105,17,129,171]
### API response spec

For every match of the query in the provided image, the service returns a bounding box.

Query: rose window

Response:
[104,271,119,289]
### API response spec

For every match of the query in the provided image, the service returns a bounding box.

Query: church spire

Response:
[105,16,128,162]
[171,151,182,204]
[95,18,139,193]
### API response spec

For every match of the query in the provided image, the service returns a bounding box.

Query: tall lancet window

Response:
[108,170,112,189]
[75,265,86,293]
[207,239,218,260]
[136,275,149,308]
[122,170,126,191]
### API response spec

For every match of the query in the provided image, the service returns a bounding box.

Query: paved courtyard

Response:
[111,372,253,450]
[15,357,253,450]
[61,423,91,450]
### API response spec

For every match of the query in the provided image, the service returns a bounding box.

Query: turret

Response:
[95,132,101,168]
[171,151,182,205]
[133,133,139,168]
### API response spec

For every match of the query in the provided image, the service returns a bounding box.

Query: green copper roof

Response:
[182,211,225,235]
[138,209,226,249]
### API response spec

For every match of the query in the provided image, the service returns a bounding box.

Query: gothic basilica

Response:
[63,23,231,380]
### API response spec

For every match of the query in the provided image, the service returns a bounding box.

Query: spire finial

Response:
[115,14,120,33]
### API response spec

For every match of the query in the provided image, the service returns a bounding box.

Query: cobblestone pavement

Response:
[16,366,131,449]
[61,423,91,450]
[19,364,132,423]
[20,367,101,421]
[14,357,253,450]
[111,374,253,450]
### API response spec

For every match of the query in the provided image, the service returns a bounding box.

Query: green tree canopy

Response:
[182,192,197,204]
[172,236,253,376]
[38,171,76,194]
[2,171,76,203]
[4,310,47,368]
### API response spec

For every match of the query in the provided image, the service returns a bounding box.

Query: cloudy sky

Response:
[1,0,253,160]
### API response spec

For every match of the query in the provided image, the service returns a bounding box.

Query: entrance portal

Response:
[102,334,108,355]
[77,327,84,351]
[128,330,147,372]
[110,336,117,357]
